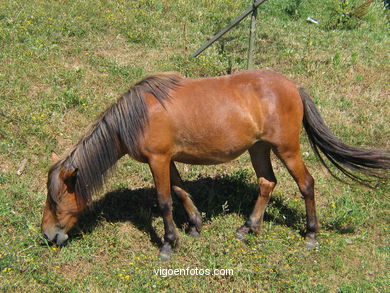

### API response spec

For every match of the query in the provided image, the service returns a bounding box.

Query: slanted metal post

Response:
[247,0,258,69]
[191,0,269,58]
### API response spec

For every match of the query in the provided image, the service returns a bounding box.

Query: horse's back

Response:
[139,70,303,164]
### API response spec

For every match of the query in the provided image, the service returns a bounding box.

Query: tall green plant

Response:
[328,0,374,29]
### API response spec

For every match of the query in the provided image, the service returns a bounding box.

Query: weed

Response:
[327,0,375,30]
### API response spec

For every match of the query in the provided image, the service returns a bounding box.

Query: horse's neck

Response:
[67,122,123,201]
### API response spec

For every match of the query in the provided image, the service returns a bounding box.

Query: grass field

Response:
[0,0,389,292]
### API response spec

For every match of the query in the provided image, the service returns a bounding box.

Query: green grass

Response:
[0,0,389,291]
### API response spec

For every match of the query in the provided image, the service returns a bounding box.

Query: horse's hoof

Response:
[159,251,171,261]
[305,240,319,249]
[235,233,246,241]
[159,247,173,260]
[188,227,200,238]
[305,234,319,249]
[236,224,250,241]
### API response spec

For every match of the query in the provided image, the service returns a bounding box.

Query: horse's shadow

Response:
[73,173,312,247]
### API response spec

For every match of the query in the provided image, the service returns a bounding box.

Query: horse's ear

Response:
[51,151,59,162]
[59,168,78,193]
[59,168,78,184]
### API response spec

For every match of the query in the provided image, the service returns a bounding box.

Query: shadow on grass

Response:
[72,171,353,247]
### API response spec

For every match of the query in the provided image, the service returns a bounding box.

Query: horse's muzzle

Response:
[43,229,69,246]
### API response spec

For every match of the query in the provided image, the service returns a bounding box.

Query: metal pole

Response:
[247,0,258,69]
[191,0,270,58]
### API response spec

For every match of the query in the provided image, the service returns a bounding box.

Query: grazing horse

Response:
[42,70,389,259]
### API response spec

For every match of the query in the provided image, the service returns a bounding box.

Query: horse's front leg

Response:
[148,155,178,260]
[170,162,202,237]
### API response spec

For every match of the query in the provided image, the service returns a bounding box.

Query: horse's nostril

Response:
[43,233,49,240]
[54,233,59,243]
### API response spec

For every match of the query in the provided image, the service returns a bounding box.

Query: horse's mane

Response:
[48,72,183,205]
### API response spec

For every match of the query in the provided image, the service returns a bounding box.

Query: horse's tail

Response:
[298,87,390,185]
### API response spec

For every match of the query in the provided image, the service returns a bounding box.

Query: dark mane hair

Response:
[48,73,183,205]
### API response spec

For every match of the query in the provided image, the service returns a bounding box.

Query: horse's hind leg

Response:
[236,142,277,239]
[273,145,319,248]
[170,162,202,237]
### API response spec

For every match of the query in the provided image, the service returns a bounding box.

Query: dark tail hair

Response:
[299,87,390,185]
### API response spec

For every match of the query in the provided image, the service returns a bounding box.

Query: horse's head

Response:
[41,152,85,245]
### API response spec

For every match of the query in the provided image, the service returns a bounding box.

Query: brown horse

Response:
[42,70,389,259]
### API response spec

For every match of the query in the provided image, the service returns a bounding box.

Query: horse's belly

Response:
[172,138,255,165]
[173,151,246,165]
